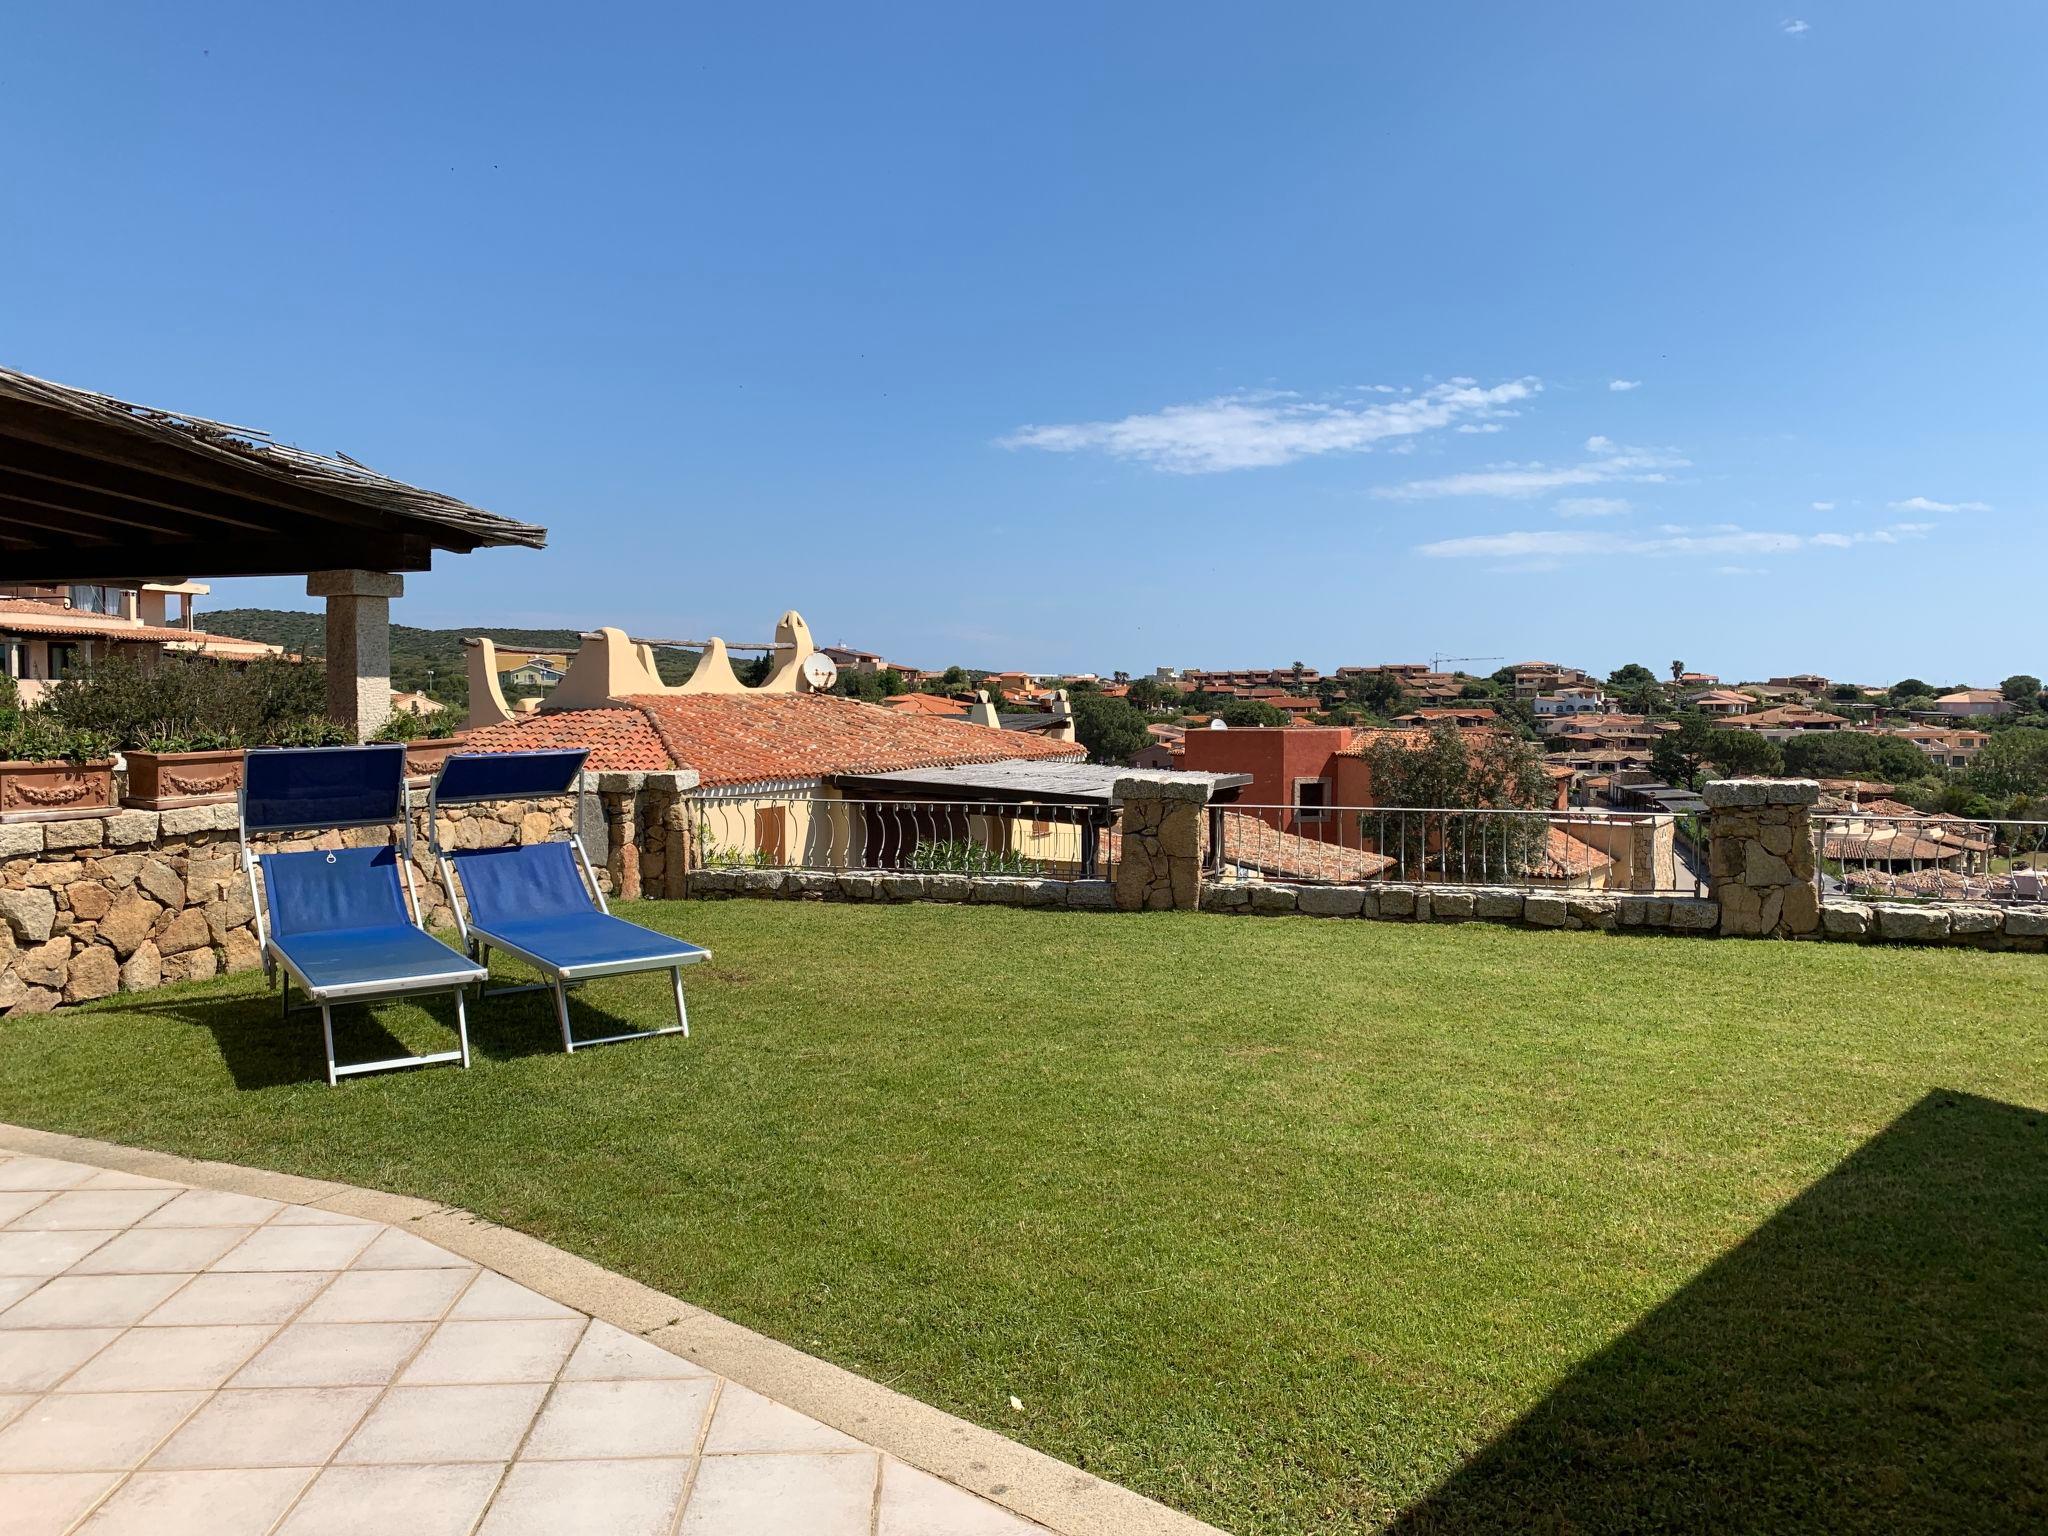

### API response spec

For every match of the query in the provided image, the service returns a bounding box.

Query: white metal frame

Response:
[428,769,706,1054]
[238,766,483,1086]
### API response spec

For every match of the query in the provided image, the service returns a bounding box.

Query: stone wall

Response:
[1111,774,1210,912]
[1199,880,1721,933]
[687,866,1116,910]
[1819,900,2046,951]
[1703,778,1822,938]
[1,793,587,1017]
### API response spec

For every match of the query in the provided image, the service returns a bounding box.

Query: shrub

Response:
[39,653,334,750]
[0,712,114,765]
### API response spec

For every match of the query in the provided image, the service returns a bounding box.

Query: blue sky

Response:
[3,4,2041,684]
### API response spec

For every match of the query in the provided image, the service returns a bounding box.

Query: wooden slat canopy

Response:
[0,366,547,581]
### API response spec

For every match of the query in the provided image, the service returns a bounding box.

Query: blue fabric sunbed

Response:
[240,745,485,1084]
[430,749,709,1053]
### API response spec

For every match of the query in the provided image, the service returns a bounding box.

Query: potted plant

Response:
[123,727,247,810]
[0,711,118,818]
[376,708,469,781]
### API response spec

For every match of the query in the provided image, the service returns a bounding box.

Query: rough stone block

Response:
[836,873,880,901]
[924,874,970,903]
[1523,894,1569,927]
[1431,890,1475,920]
[103,810,160,848]
[1821,902,1873,937]
[1777,881,1820,935]
[136,858,186,910]
[65,883,113,922]
[0,887,57,944]
[18,937,70,989]
[1065,880,1115,910]
[2003,907,2048,938]
[1875,905,1949,942]
[1742,842,1796,887]
[221,929,263,974]
[22,862,83,889]
[1249,884,1301,915]
[64,945,119,1003]
[5,986,60,1016]
[97,896,160,957]
[1566,896,1617,930]
[1296,885,1364,917]
[1471,888,1522,920]
[1947,905,2001,935]
[1378,887,1416,918]
[160,802,239,836]
[1355,888,1380,919]
[0,823,43,858]
[157,907,211,955]
[880,874,929,902]
[1111,773,1213,804]
[1666,899,1719,931]
[1702,778,1821,809]
[42,816,106,852]
[1201,884,1250,912]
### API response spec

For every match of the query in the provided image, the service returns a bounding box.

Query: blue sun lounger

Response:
[239,744,485,1085]
[429,749,709,1053]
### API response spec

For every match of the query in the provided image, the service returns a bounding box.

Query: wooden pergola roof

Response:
[0,365,547,582]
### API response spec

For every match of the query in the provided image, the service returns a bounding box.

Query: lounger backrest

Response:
[260,845,413,939]
[450,842,594,926]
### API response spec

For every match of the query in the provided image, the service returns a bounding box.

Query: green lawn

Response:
[2,902,2043,1535]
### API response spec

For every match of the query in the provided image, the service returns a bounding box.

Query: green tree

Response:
[1220,699,1289,727]
[1707,728,1784,778]
[1967,728,2048,799]
[1669,660,1686,685]
[1890,677,1932,701]
[1649,713,1717,789]
[1780,731,1932,783]
[1069,691,1151,766]
[1346,671,1405,717]
[1125,676,1173,711]
[2000,674,2042,706]
[1609,663,1660,690]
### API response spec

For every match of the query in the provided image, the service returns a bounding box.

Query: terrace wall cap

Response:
[1701,777,1821,808]
[1111,772,1213,804]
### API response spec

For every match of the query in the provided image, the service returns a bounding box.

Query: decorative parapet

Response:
[1111,774,1212,912]
[1702,778,1821,938]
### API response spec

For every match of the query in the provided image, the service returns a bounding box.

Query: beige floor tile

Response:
[0,1392,35,1429]
[0,1229,119,1277]
[149,1386,379,1469]
[0,1274,45,1311]
[268,1206,375,1228]
[212,1224,377,1273]
[0,1327,121,1392]
[140,1270,334,1328]
[701,1382,863,1455]
[0,1390,206,1471]
[139,1189,286,1229]
[679,1449,878,1536]
[336,1381,548,1465]
[559,1320,706,1382]
[77,1170,179,1190]
[298,1266,473,1325]
[399,1319,585,1385]
[0,1273,189,1330]
[447,1272,580,1321]
[876,1461,1048,1535]
[230,1321,431,1388]
[7,1190,176,1232]
[478,1456,690,1536]
[69,1226,254,1276]
[78,1465,314,1535]
[522,1377,716,1461]
[0,1192,54,1225]
[351,1228,472,1270]
[0,1470,122,1535]
[59,1324,276,1393]
[279,1462,506,1536]
[0,1158,100,1192]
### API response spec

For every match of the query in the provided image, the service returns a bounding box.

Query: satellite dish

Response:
[800,652,839,691]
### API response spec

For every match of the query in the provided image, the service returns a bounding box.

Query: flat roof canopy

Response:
[0,365,546,581]
[836,760,1251,806]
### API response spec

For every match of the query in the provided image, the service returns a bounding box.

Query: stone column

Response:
[1627,814,1677,893]
[306,570,402,741]
[597,773,644,900]
[1111,774,1212,912]
[1705,779,1821,937]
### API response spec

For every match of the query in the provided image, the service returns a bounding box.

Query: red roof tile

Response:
[465,706,674,772]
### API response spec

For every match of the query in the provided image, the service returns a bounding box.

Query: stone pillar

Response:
[597,773,644,900]
[1627,814,1677,893]
[306,570,402,741]
[1704,779,1821,938]
[1111,774,1212,912]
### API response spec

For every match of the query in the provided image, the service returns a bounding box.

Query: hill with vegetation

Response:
[201,608,693,709]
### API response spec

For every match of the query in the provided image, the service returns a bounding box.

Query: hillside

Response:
[201,608,694,709]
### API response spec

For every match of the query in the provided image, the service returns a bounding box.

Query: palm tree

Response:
[1669,660,1686,685]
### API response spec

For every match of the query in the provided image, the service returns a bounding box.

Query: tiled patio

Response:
[0,1152,1049,1536]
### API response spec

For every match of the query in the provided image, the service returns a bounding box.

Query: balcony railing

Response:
[684,794,1114,880]
[1207,804,1707,897]
[1817,812,2048,905]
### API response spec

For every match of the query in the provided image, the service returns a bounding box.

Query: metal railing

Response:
[1207,804,1708,896]
[684,794,1115,880]
[1817,813,2048,904]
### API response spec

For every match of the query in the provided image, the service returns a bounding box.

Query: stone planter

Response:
[402,733,472,782]
[122,748,246,810]
[0,759,117,819]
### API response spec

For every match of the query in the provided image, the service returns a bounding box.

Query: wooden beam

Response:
[0,503,117,544]
[0,531,436,583]
[0,483,218,542]
[0,436,305,534]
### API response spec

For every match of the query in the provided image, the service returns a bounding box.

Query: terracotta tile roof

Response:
[0,598,276,654]
[465,706,675,772]
[880,693,972,717]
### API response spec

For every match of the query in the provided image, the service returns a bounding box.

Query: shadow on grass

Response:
[1389,1090,2047,1535]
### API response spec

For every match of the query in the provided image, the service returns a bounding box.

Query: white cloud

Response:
[999,377,1540,474]
[1811,500,1836,511]
[1556,497,1631,519]
[1372,438,1687,500]
[1416,522,1928,562]
[1608,379,1642,392]
[1716,565,1767,577]
[1455,423,1506,434]
[1782,19,1809,35]
[1888,495,1990,514]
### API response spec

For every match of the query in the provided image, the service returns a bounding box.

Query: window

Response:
[1293,778,1331,824]
[0,640,19,679]
[67,585,115,615]
[47,643,78,680]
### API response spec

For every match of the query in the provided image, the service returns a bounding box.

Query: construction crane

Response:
[1429,653,1503,674]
